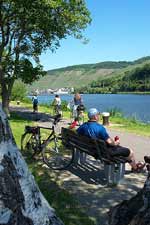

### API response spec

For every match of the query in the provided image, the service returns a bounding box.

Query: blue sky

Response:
[40,0,150,71]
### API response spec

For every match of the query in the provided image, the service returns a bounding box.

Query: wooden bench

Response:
[61,127,129,185]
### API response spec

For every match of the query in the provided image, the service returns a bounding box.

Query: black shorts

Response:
[33,103,38,111]
[108,145,130,157]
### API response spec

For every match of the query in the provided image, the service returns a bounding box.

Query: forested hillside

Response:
[29,56,150,93]
[77,62,150,93]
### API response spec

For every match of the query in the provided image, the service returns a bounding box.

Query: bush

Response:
[23,97,32,104]
[11,81,27,101]
[49,100,69,111]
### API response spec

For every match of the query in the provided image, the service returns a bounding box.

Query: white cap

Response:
[88,108,99,119]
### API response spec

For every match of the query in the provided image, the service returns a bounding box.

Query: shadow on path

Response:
[10,106,52,122]
[60,162,146,225]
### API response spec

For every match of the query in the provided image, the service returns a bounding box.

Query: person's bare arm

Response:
[106,137,120,146]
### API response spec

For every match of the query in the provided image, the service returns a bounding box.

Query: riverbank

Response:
[28,93,150,124]
[10,100,150,137]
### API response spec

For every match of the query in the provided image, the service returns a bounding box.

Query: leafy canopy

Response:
[0,0,91,84]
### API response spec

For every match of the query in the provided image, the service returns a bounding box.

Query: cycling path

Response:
[10,106,150,225]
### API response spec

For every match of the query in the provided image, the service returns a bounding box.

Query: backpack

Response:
[33,98,38,105]
[77,104,85,111]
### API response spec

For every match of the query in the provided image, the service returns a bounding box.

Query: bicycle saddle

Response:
[25,125,39,134]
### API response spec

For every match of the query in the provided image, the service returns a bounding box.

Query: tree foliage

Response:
[0,0,91,113]
[11,80,27,101]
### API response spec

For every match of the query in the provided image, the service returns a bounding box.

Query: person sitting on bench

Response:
[77,108,145,172]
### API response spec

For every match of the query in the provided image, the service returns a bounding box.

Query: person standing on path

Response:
[77,108,145,172]
[32,94,38,113]
[70,93,84,119]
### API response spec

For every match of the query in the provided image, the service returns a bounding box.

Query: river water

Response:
[30,94,150,123]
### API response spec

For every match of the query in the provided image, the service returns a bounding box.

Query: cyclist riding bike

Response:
[52,94,62,116]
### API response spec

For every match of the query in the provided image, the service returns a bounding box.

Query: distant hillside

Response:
[28,56,150,91]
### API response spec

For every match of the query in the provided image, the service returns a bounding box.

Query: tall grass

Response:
[107,107,150,136]
[107,107,123,117]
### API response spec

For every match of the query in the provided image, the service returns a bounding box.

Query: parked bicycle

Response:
[21,114,74,170]
[70,104,85,125]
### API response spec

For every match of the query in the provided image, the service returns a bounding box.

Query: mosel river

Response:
[29,94,150,124]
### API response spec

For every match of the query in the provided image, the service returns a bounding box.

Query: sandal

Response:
[132,162,145,173]
[144,156,150,164]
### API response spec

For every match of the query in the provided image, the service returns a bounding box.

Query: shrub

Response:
[49,100,69,111]
[11,81,27,101]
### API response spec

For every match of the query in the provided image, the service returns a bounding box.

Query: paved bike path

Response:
[108,128,150,163]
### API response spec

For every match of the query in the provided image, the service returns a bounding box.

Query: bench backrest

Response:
[61,127,109,159]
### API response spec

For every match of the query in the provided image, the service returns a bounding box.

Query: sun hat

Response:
[88,108,99,119]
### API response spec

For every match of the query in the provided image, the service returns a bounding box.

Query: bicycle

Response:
[70,104,85,125]
[52,105,63,118]
[21,114,74,170]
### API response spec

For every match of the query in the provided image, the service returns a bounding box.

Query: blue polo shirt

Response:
[77,121,109,141]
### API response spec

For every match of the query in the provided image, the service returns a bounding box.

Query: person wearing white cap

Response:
[77,108,145,172]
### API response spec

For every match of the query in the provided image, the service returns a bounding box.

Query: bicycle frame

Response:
[22,114,61,152]
[39,125,58,151]
[21,113,74,170]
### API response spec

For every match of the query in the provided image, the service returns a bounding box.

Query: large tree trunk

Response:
[0,65,10,116]
[1,77,15,116]
[108,187,150,225]
[0,104,64,225]
[1,82,10,116]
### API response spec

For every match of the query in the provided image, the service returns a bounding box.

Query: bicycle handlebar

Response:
[24,114,61,134]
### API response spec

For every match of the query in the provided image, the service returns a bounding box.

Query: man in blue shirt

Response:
[77,108,144,172]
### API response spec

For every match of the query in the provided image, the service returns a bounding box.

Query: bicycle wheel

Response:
[78,113,84,125]
[21,133,39,156]
[42,137,74,170]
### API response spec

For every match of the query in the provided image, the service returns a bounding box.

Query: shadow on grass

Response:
[24,156,95,225]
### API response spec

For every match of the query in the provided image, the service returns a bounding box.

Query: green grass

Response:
[105,106,150,137]
[9,112,33,148]
[110,115,150,137]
